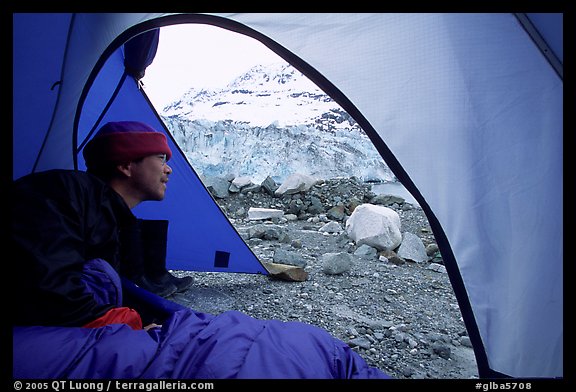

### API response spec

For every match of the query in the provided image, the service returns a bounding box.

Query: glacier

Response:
[158,62,396,184]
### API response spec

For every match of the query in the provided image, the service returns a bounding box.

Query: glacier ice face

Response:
[160,62,396,184]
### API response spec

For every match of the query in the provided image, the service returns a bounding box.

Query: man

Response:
[12,121,191,327]
[83,121,193,298]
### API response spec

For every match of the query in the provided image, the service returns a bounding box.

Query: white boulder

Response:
[345,203,402,251]
[247,207,284,221]
[231,176,253,188]
[275,173,318,196]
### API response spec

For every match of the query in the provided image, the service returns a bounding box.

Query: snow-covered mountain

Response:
[160,62,395,184]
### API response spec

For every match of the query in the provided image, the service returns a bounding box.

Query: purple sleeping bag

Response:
[13,259,390,379]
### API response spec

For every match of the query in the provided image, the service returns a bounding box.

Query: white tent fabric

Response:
[13,13,562,378]
[224,13,563,378]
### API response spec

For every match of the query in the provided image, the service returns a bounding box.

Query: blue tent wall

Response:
[12,13,73,179]
[76,44,267,274]
[12,13,563,379]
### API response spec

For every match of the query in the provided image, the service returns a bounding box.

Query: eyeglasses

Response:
[158,154,167,165]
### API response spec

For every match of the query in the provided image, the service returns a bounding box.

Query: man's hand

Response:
[143,323,162,331]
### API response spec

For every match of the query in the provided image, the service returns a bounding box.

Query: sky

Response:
[142,24,285,109]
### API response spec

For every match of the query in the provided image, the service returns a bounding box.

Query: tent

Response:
[12,13,563,379]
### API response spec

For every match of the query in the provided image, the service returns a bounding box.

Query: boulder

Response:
[322,252,353,275]
[345,203,402,251]
[275,173,318,196]
[231,176,253,189]
[318,221,343,233]
[203,176,230,199]
[273,248,307,268]
[260,176,278,196]
[264,262,308,282]
[397,232,428,263]
[247,207,284,221]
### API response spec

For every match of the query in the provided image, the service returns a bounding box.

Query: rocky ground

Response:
[169,177,479,379]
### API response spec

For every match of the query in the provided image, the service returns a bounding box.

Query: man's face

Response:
[129,154,172,201]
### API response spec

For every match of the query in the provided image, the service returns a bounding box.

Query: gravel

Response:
[169,178,479,379]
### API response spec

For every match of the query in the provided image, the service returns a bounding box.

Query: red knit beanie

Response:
[83,121,172,169]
